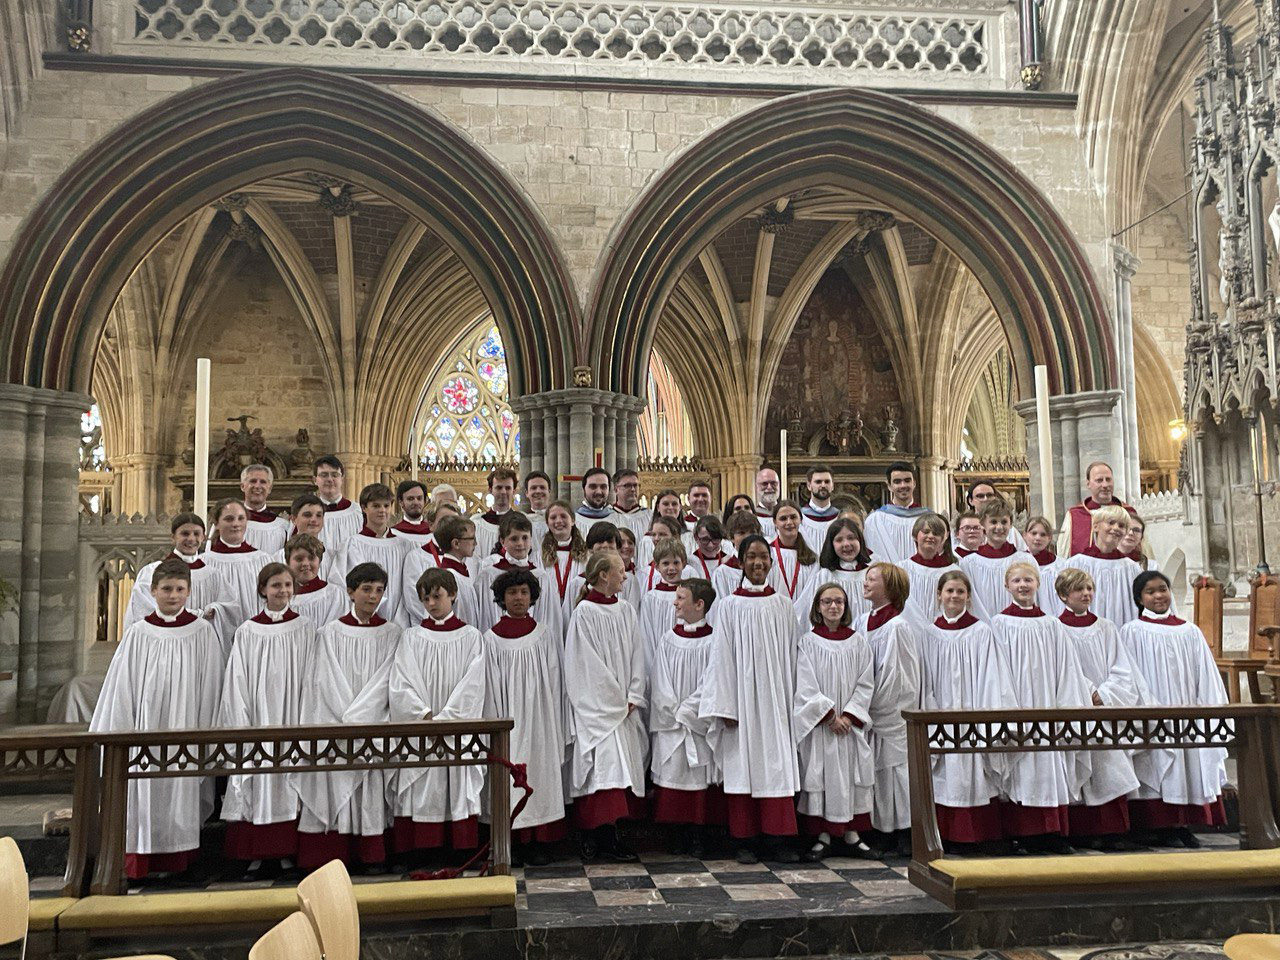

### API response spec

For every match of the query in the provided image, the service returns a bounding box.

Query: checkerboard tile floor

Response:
[513,851,923,914]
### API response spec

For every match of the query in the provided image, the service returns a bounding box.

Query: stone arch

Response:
[587,87,1114,402]
[0,68,579,398]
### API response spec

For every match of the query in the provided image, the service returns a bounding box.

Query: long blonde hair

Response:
[541,499,588,566]
[575,551,621,606]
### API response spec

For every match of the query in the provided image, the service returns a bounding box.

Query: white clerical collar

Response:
[428,614,454,626]
[155,609,184,623]
[941,611,967,624]
[321,497,344,507]
[217,537,245,549]
[808,498,830,512]
[507,556,532,567]
[740,580,769,592]
[247,502,268,513]
[872,603,892,616]
[838,560,859,571]
[1140,610,1172,621]
[263,606,290,622]
[175,552,200,564]
[1014,601,1037,610]
[555,539,571,547]
[349,607,376,625]
[679,618,708,629]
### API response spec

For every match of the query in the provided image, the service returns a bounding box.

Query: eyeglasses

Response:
[315,470,342,479]
[818,597,844,606]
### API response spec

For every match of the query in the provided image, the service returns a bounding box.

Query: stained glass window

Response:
[417,322,520,463]
[80,404,106,470]
[638,352,694,458]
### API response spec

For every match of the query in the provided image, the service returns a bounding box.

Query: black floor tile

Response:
[522,864,588,879]
[791,881,864,900]
[712,871,784,884]
[657,886,734,904]
[588,875,657,890]
[523,891,600,913]
[642,859,709,874]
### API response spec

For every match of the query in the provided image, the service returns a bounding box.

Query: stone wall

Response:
[1130,200,1192,394]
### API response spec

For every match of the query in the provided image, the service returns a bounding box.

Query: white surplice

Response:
[470,510,515,561]
[611,506,652,542]
[1057,610,1144,804]
[917,614,1016,807]
[711,559,744,600]
[958,543,1036,621]
[858,606,920,831]
[388,618,486,826]
[317,498,364,555]
[90,611,224,856]
[799,509,838,558]
[793,626,876,825]
[991,607,1092,809]
[700,585,802,799]
[901,555,960,631]
[125,554,238,653]
[400,553,479,628]
[649,622,719,790]
[1120,613,1228,805]
[474,559,564,637]
[333,530,410,622]
[1031,551,1067,617]
[247,512,292,558]
[217,610,316,827]
[766,540,817,607]
[201,539,272,630]
[389,518,433,547]
[563,595,649,799]
[862,506,931,565]
[290,578,349,628]
[1071,549,1143,627]
[294,615,401,838]
[639,583,680,668]
[484,617,570,829]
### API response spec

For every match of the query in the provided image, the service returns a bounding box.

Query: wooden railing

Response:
[1,718,515,896]
[904,704,1280,883]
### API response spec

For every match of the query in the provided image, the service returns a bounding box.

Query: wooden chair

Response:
[296,859,359,960]
[1197,575,1268,702]
[1,836,29,956]
[250,912,323,960]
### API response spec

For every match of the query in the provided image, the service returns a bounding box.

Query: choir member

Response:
[286,494,328,560]
[1054,567,1145,849]
[1071,505,1142,626]
[649,578,722,856]
[472,467,519,560]
[901,513,960,629]
[564,552,648,862]
[990,562,1092,853]
[683,515,730,581]
[1121,514,1154,570]
[795,517,873,630]
[389,567,486,857]
[202,498,272,636]
[390,479,432,545]
[90,559,224,880]
[402,515,479,627]
[863,461,931,564]
[312,455,363,554]
[616,527,643,610]
[721,493,756,528]
[610,468,651,541]
[1121,570,1228,847]
[794,583,876,861]
[483,568,569,866]
[711,511,762,598]
[637,507,683,571]
[684,480,715,535]
[858,562,919,856]
[1023,516,1066,616]
[800,464,839,548]
[562,521,628,623]
[917,571,1015,848]
[335,483,410,622]
[639,539,687,656]
[965,481,1028,550]
[1058,461,1137,557]
[951,511,984,559]
[543,499,588,606]
[754,466,780,540]
[958,498,1034,620]
[521,470,553,546]
[768,500,818,605]
[295,563,401,871]
[424,500,462,559]
[575,467,614,537]
[701,535,801,864]
[429,483,459,505]
[475,513,563,636]
[218,562,314,873]
[125,512,234,633]
[242,463,291,557]
[286,534,348,626]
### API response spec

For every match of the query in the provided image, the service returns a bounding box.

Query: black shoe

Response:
[687,830,707,860]
[760,837,799,864]
[734,846,758,864]
[1148,828,1180,848]
[1175,828,1202,849]
[801,840,828,862]
[603,839,639,863]
[1098,835,1145,852]
[578,836,600,861]
[1042,835,1075,855]
[893,830,913,859]
[523,843,553,867]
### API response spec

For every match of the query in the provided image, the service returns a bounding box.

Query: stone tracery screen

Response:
[129,0,990,75]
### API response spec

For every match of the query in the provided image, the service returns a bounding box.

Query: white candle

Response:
[1034,364,1055,523]
[194,358,211,521]
[780,429,788,501]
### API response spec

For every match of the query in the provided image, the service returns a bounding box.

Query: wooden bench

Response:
[904,705,1280,909]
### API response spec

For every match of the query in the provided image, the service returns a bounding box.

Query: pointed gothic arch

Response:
[0,68,579,398]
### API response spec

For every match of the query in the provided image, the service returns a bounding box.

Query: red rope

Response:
[409,753,532,881]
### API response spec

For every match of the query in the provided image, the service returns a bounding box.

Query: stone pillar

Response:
[701,454,761,503]
[0,384,93,724]
[511,390,645,502]
[1112,243,1142,500]
[109,452,167,516]
[916,456,955,514]
[1016,389,1124,524]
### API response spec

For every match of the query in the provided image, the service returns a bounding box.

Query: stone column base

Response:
[1015,389,1123,527]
